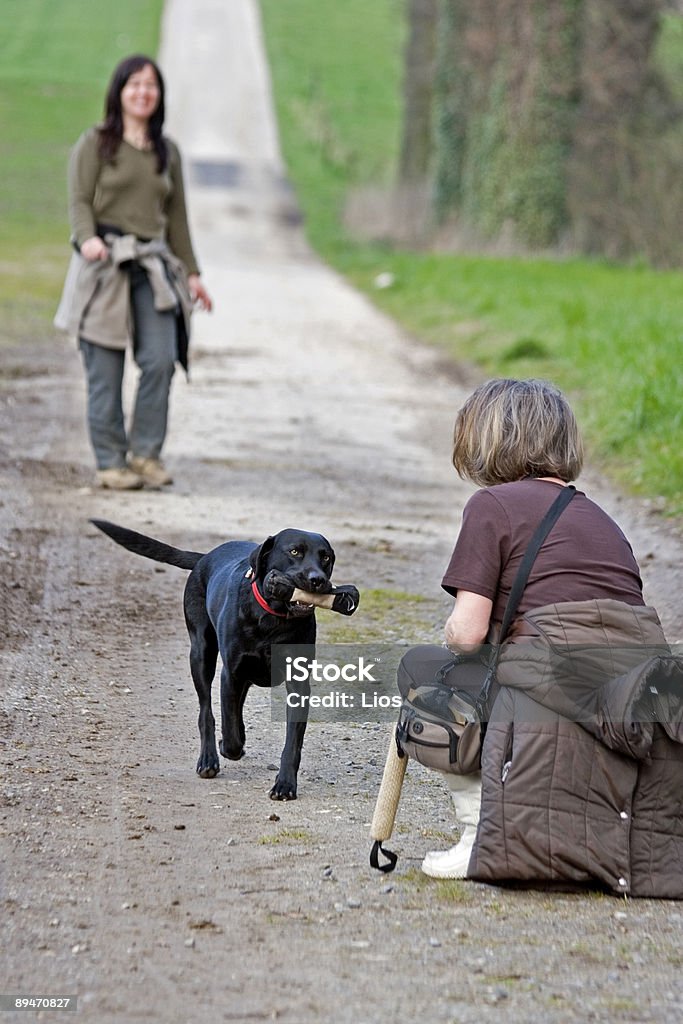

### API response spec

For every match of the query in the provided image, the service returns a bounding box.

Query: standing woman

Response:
[55,54,212,489]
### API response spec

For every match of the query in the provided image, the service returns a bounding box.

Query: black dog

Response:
[91,520,358,799]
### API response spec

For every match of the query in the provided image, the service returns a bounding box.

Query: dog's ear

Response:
[248,535,276,579]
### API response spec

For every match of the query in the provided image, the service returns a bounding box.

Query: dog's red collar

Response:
[250,579,289,618]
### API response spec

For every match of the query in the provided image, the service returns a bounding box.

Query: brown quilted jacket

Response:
[468,599,683,898]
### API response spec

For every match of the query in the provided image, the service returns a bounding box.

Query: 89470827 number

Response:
[0,995,77,1011]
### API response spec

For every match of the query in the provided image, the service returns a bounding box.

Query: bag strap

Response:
[498,484,576,644]
[471,484,576,718]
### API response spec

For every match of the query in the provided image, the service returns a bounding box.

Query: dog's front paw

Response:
[269,775,297,801]
[196,749,220,779]
[219,737,245,761]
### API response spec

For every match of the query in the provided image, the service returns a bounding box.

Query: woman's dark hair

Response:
[98,54,167,172]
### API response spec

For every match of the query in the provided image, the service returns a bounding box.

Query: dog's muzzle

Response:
[262,570,320,615]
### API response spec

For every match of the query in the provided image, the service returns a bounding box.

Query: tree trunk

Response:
[434,0,583,248]
[398,0,439,184]
[431,0,678,260]
[567,0,673,260]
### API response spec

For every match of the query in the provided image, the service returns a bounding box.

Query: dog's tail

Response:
[90,519,204,571]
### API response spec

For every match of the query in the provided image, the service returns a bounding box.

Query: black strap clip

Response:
[370,839,398,873]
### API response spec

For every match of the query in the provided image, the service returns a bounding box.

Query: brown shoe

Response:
[128,456,173,487]
[96,467,144,490]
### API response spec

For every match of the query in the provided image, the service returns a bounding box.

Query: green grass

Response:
[261,0,683,515]
[0,0,163,342]
[319,588,439,644]
[260,0,405,255]
[3,1,682,512]
[341,250,683,508]
[400,867,473,904]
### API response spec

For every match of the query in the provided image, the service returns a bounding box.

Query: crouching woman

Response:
[402,378,683,898]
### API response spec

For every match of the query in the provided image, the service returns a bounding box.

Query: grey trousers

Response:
[80,268,177,469]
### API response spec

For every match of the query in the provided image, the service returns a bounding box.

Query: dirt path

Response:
[2,2,683,1022]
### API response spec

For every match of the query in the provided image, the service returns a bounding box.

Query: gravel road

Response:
[1,1,682,1021]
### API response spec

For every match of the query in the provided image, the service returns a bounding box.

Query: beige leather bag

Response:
[396,653,492,774]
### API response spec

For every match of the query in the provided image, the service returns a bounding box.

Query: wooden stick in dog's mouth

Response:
[290,586,359,616]
[290,588,339,609]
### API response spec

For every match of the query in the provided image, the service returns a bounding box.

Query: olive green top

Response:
[68,126,199,275]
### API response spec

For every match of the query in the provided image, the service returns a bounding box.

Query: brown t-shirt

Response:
[442,480,644,623]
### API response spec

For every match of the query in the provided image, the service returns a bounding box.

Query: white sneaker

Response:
[421,825,477,879]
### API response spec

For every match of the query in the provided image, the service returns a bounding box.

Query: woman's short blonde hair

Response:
[452,378,584,486]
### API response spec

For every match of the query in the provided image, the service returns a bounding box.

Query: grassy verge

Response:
[259,0,405,256]
[0,0,163,345]
[260,0,683,515]
[342,250,683,509]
